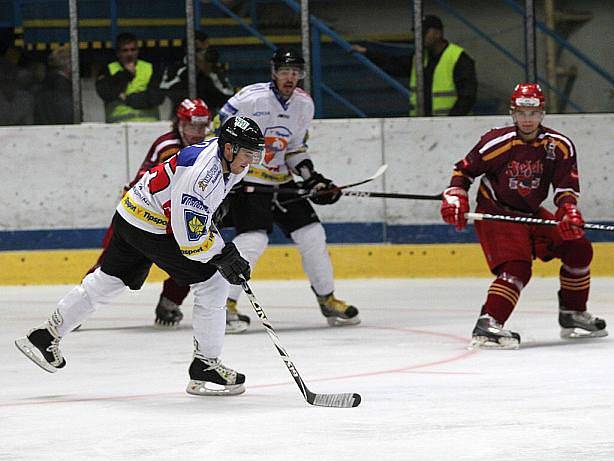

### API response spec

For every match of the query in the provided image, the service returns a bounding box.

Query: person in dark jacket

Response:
[35,45,73,125]
[161,31,235,116]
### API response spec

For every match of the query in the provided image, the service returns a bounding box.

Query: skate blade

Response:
[186,379,245,396]
[468,336,520,350]
[326,316,361,327]
[225,320,249,334]
[560,327,608,339]
[14,337,59,373]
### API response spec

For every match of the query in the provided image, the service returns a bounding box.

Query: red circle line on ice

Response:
[0,325,477,408]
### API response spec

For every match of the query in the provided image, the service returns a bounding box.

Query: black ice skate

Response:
[469,314,521,350]
[316,292,361,326]
[225,298,250,334]
[15,323,66,373]
[186,356,246,396]
[559,309,608,339]
[154,296,184,328]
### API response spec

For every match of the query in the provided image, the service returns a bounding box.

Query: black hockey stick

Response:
[240,280,361,408]
[276,164,389,207]
[467,212,614,232]
[330,190,442,201]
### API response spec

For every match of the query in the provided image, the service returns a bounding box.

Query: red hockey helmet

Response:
[175,98,211,124]
[510,83,545,110]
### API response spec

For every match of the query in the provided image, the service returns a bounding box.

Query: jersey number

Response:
[148,156,177,194]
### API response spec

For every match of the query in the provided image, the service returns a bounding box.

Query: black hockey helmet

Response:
[218,116,265,163]
[271,48,305,73]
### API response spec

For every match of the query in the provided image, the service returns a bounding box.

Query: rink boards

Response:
[2,242,614,285]
[2,115,614,284]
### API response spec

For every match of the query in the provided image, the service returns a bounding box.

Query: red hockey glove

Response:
[555,203,585,240]
[440,187,469,231]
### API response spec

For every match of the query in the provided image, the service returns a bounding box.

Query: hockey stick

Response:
[277,164,389,207]
[240,280,361,408]
[330,190,442,201]
[467,212,614,232]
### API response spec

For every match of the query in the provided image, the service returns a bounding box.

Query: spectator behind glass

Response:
[161,31,235,116]
[35,46,73,125]
[0,28,34,125]
[96,33,164,123]
[352,15,477,116]
[196,48,235,112]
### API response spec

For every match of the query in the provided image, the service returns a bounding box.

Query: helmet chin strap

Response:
[220,143,239,172]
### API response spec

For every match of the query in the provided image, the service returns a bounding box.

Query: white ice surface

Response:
[1,278,613,460]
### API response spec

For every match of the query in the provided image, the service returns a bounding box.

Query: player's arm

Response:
[440,137,489,230]
[286,100,340,205]
[217,92,244,126]
[551,137,584,240]
[124,65,165,109]
[95,65,130,102]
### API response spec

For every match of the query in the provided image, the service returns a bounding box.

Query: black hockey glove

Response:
[209,243,251,285]
[303,172,341,205]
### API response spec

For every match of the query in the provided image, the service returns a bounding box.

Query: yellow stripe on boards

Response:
[1,243,614,285]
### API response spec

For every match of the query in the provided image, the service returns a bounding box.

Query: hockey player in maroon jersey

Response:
[85,98,211,328]
[440,83,607,349]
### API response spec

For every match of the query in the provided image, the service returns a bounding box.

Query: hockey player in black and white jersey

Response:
[217,48,360,333]
[15,117,264,396]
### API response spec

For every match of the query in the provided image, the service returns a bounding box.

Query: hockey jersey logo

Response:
[185,210,209,241]
[506,160,543,197]
[181,193,208,211]
[194,162,221,198]
[544,137,557,160]
[264,126,292,165]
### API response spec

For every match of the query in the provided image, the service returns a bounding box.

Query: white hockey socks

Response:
[54,268,127,336]
[227,230,269,301]
[291,222,334,296]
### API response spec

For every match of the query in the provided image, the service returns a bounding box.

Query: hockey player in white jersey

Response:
[15,117,264,397]
[218,48,360,333]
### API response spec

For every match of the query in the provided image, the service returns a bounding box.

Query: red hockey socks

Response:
[559,265,590,311]
[161,278,191,305]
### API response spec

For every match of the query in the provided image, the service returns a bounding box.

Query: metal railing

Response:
[433,0,584,112]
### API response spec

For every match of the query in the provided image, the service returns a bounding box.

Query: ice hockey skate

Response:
[317,293,361,326]
[469,314,521,350]
[225,298,250,334]
[154,295,184,328]
[15,322,66,373]
[559,309,608,339]
[186,356,246,396]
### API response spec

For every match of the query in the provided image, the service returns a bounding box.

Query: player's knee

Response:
[233,230,269,260]
[291,222,326,248]
[192,271,229,310]
[496,260,532,290]
[560,237,593,268]
[81,268,126,305]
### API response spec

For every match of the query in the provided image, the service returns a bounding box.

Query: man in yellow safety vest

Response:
[353,15,477,116]
[96,33,164,123]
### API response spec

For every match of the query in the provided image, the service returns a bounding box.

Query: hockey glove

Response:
[303,172,341,205]
[440,187,469,231]
[555,203,585,240]
[209,243,251,285]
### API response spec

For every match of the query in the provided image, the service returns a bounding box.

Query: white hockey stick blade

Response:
[308,390,361,408]
[240,280,361,408]
[340,164,388,190]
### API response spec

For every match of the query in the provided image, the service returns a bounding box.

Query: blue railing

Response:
[432,0,584,112]
[502,0,614,86]
[208,0,368,117]
[279,0,410,116]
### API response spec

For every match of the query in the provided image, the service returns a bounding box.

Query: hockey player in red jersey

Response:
[85,98,211,328]
[440,83,607,349]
